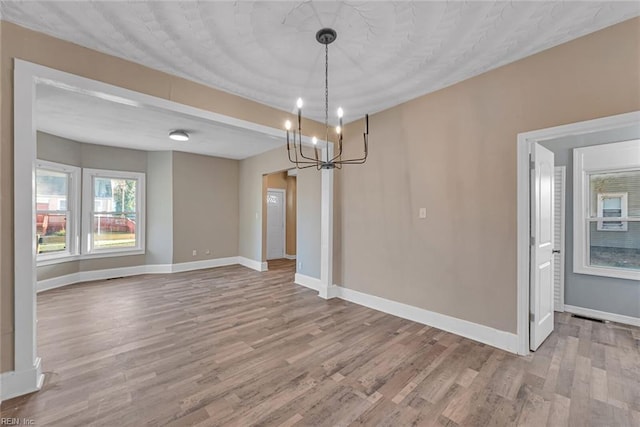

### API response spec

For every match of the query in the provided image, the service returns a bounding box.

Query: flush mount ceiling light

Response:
[168,130,189,141]
[285,28,369,170]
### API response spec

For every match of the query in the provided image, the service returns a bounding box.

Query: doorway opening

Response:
[263,170,297,268]
[10,59,312,401]
[516,111,640,355]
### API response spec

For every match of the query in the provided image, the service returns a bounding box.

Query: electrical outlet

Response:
[192,250,197,256]
[298,261,303,270]
[419,208,427,219]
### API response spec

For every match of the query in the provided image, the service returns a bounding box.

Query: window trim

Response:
[35,159,81,265]
[573,140,640,281]
[82,168,146,256]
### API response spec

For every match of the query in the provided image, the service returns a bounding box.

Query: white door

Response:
[266,189,285,260]
[530,143,555,351]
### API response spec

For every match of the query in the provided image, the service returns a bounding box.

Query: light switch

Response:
[419,208,427,219]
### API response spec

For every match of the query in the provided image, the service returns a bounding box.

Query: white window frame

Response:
[35,160,81,266]
[82,168,146,258]
[596,192,628,231]
[573,139,640,281]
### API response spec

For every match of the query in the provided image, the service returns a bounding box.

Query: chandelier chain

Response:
[324,43,329,154]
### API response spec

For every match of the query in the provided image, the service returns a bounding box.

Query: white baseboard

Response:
[284,254,297,260]
[144,264,173,274]
[38,257,255,292]
[564,304,640,327]
[0,357,43,401]
[170,257,237,273]
[237,257,268,272]
[38,264,151,292]
[332,286,519,354]
[294,273,323,291]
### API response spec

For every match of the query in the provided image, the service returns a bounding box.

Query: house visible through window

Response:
[588,171,639,271]
[35,160,80,259]
[82,168,145,255]
[575,140,640,280]
[596,192,627,231]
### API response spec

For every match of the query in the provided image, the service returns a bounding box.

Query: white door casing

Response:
[553,166,566,312]
[266,189,285,260]
[530,143,555,351]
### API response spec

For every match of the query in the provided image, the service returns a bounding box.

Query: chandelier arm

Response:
[287,131,300,165]
[331,133,368,164]
[292,131,301,164]
[330,141,344,162]
[297,162,325,169]
[292,132,323,166]
[329,131,344,162]
[335,159,367,165]
[295,136,322,163]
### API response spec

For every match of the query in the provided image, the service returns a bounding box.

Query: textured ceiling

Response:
[36,83,284,160]
[3,1,640,123]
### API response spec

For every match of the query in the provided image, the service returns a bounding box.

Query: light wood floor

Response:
[1,259,638,426]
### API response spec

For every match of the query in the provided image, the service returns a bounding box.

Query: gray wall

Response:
[172,151,239,263]
[38,132,147,173]
[541,124,640,318]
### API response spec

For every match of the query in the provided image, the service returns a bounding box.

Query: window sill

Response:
[574,265,640,281]
[37,254,80,266]
[81,249,145,260]
[37,249,145,267]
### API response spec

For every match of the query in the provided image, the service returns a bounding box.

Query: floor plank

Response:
[1,259,638,426]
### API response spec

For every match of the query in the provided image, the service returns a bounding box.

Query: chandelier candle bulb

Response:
[284,120,292,147]
[312,136,318,145]
[296,98,303,130]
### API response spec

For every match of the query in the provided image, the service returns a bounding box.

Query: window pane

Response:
[37,212,67,254]
[589,170,640,218]
[36,168,68,211]
[93,214,136,249]
[94,177,136,213]
[589,221,640,270]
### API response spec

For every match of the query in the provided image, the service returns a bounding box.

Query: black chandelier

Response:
[285,28,369,170]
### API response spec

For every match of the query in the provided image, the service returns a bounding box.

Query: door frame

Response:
[516,111,640,355]
[266,188,286,260]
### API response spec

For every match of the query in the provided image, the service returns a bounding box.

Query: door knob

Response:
[552,249,561,254]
